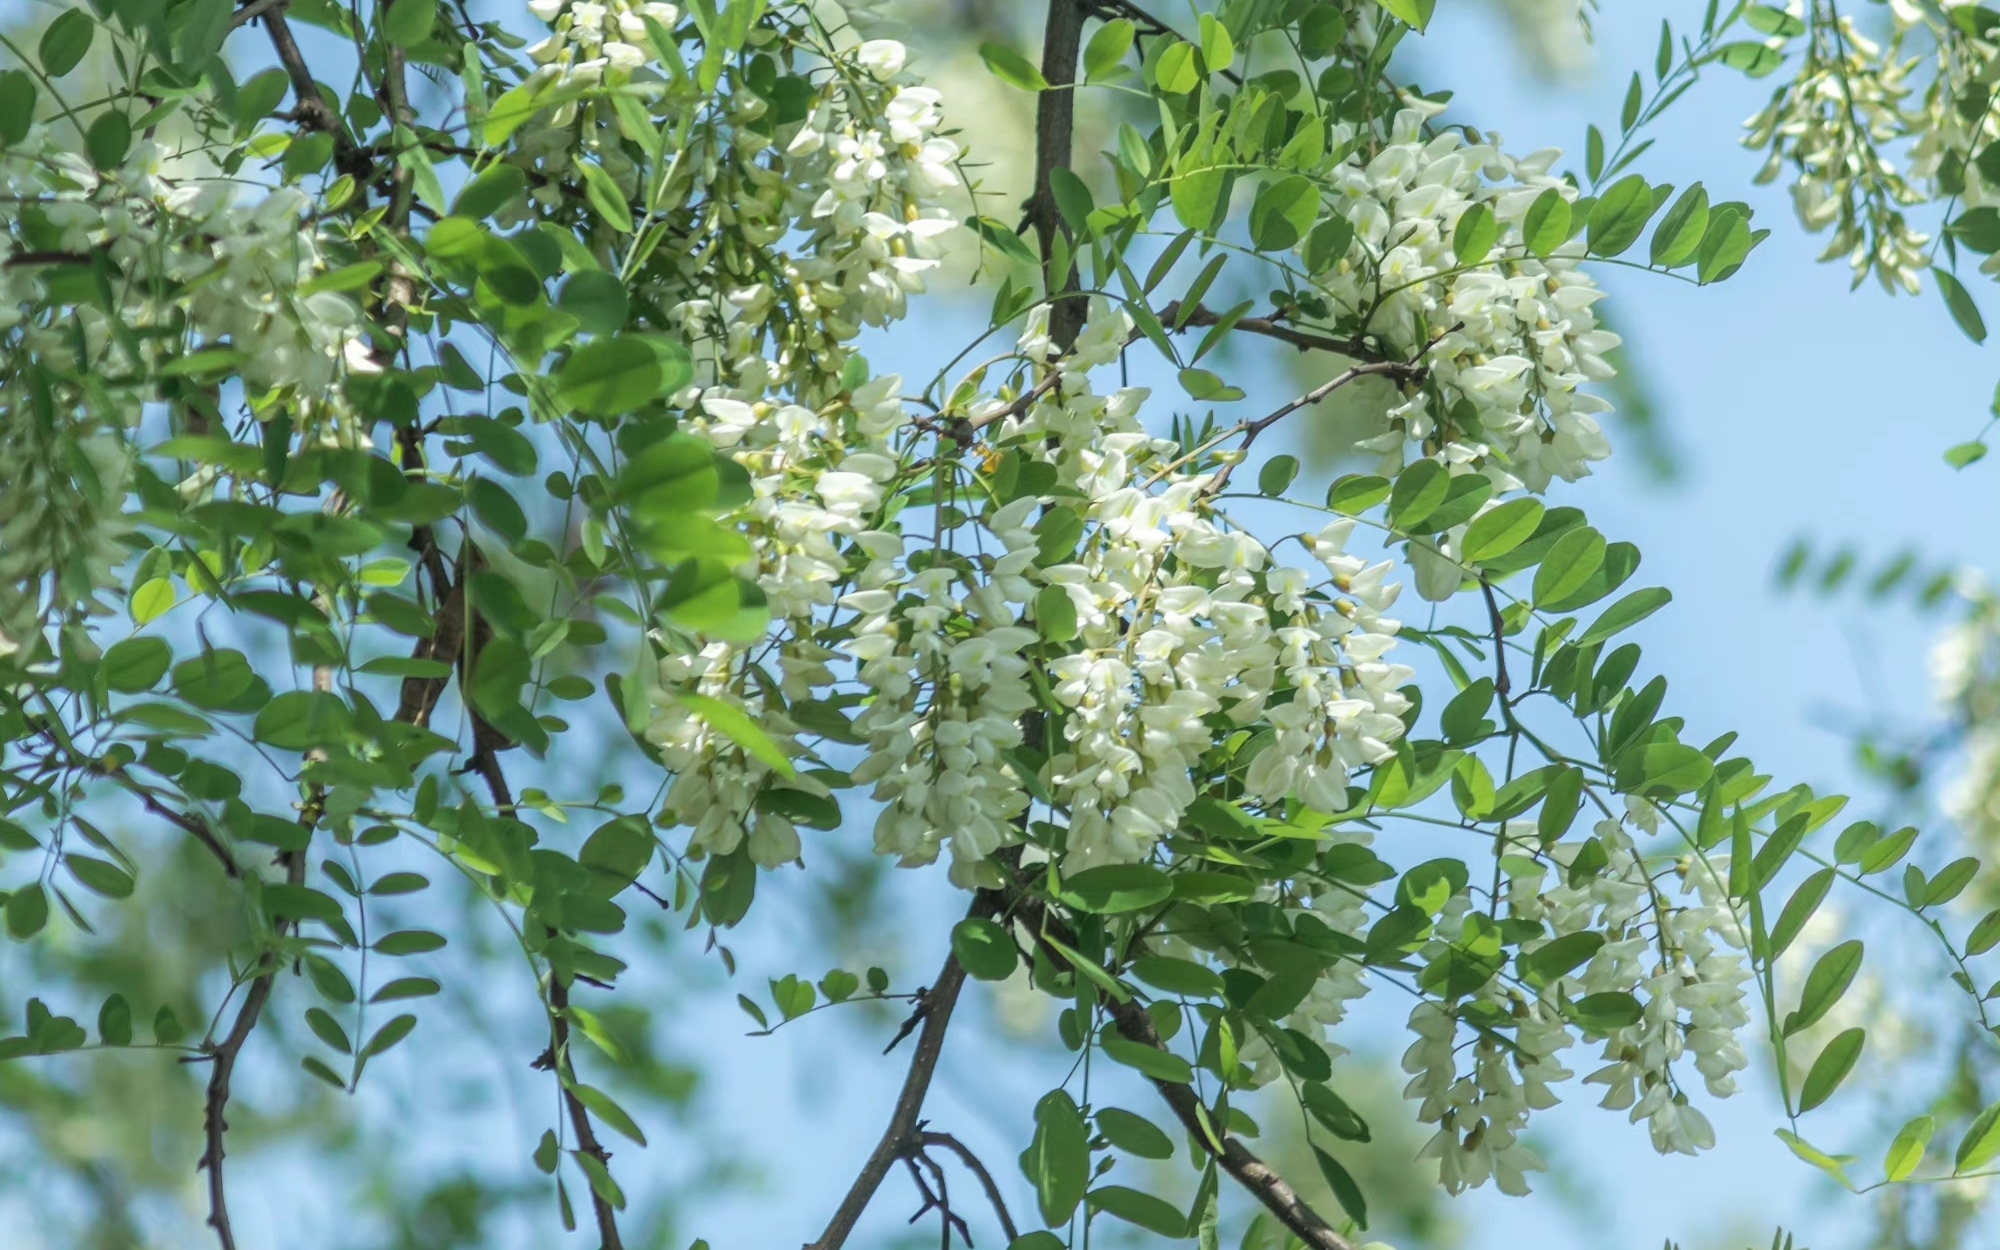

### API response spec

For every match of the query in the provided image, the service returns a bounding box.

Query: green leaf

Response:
[1020,1090,1089,1227]
[1957,1101,2000,1172]
[359,1013,417,1060]
[560,271,631,336]
[556,336,662,417]
[979,40,1048,91]
[452,161,527,221]
[1519,932,1603,988]
[304,1006,352,1054]
[383,0,436,48]
[1523,189,1572,258]
[1576,587,1671,647]
[1797,1027,1864,1113]
[1387,460,1449,529]
[1376,0,1434,32]
[1088,1185,1190,1237]
[1570,991,1643,1031]
[1768,868,1834,959]
[102,637,172,692]
[373,929,447,956]
[1084,18,1135,80]
[1461,498,1544,563]
[1452,202,1498,266]
[1154,40,1201,93]
[1650,183,1710,267]
[1198,13,1235,73]
[674,692,794,777]
[1967,908,2000,956]
[66,855,135,899]
[1786,939,1863,1035]
[1946,441,1988,469]
[131,579,175,625]
[1775,1128,1856,1190]
[1696,208,1755,283]
[1061,863,1172,914]
[1926,856,1979,907]
[1096,1108,1174,1159]
[579,161,634,233]
[1939,270,1988,345]
[97,993,131,1046]
[1249,176,1318,251]
[1587,175,1657,258]
[0,72,36,145]
[1312,1145,1369,1227]
[86,110,131,170]
[1035,585,1079,643]
[6,884,48,939]
[1886,1115,1934,1182]
[40,9,95,78]
[572,1083,647,1146]
[1533,526,1606,604]
[951,917,1019,981]
[1717,41,1785,76]
[1171,164,1228,234]
[1100,1033,1193,1083]
[1327,474,1389,515]
[1130,955,1225,999]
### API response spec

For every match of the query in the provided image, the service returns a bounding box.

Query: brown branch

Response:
[199,823,310,1250]
[548,977,624,1250]
[1099,994,1358,1250]
[805,893,998,1250]
[260,8,371,182]
[1031,0,1088,352]
[139,791,238,877]
[1157,301,1386,360]
[1203,358,1428,495]
[1013,894,1357,1250]
[916,1131,1018,1244]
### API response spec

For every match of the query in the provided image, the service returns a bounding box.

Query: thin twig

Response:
[1204,358,1428,494]
[1016,894,1358,1250]
[917,1131,1019,1244]
[1158,301,1384,360]
[549,977,625,1250]
[198,814,310,1249]
[805,894,997,1250]
[1480,579,1512,698]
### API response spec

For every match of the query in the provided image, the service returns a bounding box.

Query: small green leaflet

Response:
[674,693,795,778]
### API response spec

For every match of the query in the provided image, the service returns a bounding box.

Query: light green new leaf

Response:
[674,692,795,778]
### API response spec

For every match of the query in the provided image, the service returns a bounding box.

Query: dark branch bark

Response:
[1099,995,1358,1250]
[549,977,625,1250]
[917,1131,1019,1244]
[1012,895,1358,1250]
[805,893,998,1250]
[199,837,308,1250]
[1031,0,1087,351]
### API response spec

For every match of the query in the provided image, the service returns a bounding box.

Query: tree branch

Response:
[1031,0,1087,352]
[916,1131,1019,1244]
[1157,301,1388,360]
[805,893,998,1250]
[1204,357,1428,495]
[199,825,309,1250]
[1099,994,1358,1250]
[549,976,625,1250]
[1013,894,1358,1250]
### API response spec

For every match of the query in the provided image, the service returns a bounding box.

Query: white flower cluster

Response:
[1393,819,1752,1195]
[633,34,972,869]
[526,0,683,83]
[1308,103,1620,500]
[0,124,366,651]
[1743,9,1930,294]
[983,298,1414,873]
